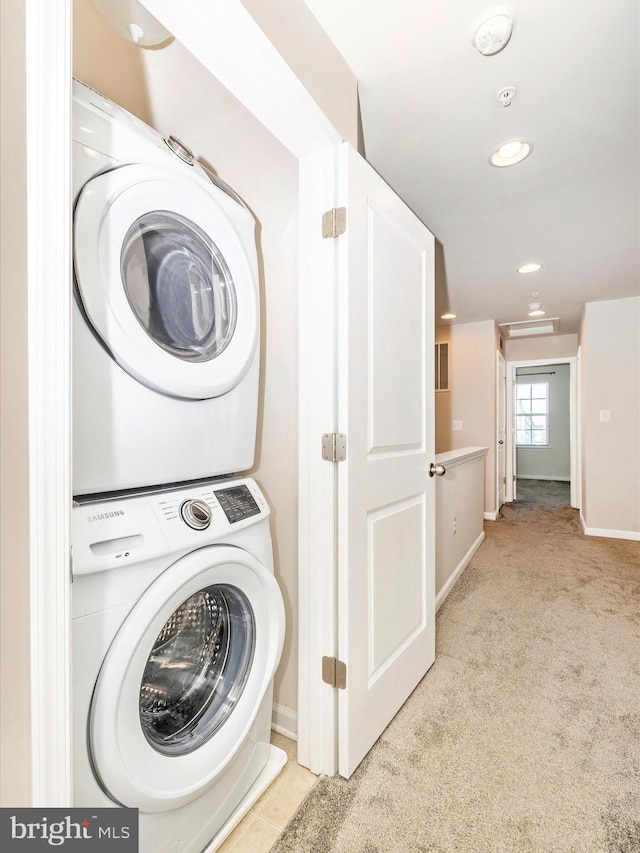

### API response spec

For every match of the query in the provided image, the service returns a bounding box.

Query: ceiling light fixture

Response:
[89,0,172,47]
[490,139,532,167]
[518,262,542,274]
[528,292,546,316]
[441,313,457,320]
[472,6,516,56]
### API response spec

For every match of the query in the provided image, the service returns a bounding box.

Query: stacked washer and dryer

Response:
[71,79,286,853]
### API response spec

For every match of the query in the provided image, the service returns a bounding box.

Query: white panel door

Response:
[336,144,436,778]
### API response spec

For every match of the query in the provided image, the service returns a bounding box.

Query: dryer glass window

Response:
[121,211,237,362]
[139,583,255,756]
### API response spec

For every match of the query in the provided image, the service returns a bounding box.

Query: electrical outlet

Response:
[452,420,462,431]
[453,516,456,535]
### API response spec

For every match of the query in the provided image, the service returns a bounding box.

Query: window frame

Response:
[515,380,549,448]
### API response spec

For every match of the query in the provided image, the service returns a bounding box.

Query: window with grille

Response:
[515,382,548,446]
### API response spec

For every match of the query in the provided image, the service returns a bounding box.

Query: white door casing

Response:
[336,144,436,778]
[497,350,506,509]
[505,357,579,508]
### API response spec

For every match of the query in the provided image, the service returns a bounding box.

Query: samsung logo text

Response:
[87,510,125,522]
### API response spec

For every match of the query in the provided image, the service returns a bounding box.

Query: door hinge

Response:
[322,656,347,689]
[322,432,347,462]
[503,476,506,484]
[322,206,346,239]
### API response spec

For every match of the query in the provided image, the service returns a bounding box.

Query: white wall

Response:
[74,0,305,713]
[447,321,497,515]
[516,364,571,480]
[0,0,32,806]
[580,297,640,537]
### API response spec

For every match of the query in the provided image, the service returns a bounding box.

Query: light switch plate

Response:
[599,409,611,423]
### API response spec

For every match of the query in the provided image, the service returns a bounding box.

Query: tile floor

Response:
[217,732,317,853]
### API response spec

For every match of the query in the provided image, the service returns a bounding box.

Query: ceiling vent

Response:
[498,318,560,338]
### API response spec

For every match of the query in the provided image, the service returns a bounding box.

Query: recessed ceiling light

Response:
[441,313,456,320]
[518,262,542,274]
[490,139,532,167]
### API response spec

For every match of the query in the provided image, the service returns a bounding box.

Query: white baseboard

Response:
[271,703,298,740]
[436,531,485,613]
[484,510,499,521]
[580,512,640,541]
[517,475,570,482]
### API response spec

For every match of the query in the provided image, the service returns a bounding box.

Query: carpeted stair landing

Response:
[272,481,640,852]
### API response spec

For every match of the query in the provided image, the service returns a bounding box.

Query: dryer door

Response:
[74,164,258,400]
[89,546,285,812]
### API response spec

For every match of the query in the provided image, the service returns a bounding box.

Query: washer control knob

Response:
[180,499,212,530]
[164,135,194,165]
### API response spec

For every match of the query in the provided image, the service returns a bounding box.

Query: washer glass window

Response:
[121,211,237,363]
[139,584,255,755]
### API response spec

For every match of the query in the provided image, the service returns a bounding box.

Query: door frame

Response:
[1,0,73,806]
[24,0,342,802]
[496,350,506,511]
[505,357,580,509]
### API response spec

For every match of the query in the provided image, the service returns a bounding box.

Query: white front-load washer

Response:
[72,477,286,852]
[72,79,261,496]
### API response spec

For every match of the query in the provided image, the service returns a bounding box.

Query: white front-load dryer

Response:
[72,477,286,852]
[72,79,260,496]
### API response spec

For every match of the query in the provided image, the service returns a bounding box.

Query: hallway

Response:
[516,478,571,507]
[272,493,640,852]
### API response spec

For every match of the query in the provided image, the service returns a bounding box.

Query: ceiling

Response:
[303,0,639,334]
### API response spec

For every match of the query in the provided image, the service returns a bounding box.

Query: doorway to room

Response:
[515,363,571,506]
[505,357,580,509]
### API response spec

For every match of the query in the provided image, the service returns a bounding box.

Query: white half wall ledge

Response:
[580,514,640,542]
[272,703,298,741]
[435,446,489,469]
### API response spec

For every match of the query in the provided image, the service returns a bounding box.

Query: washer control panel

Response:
[213,484,261,524]
[180,498,212,530]
[72,477,270,575]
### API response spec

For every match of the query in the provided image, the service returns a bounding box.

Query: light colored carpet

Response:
[272,482,640,852]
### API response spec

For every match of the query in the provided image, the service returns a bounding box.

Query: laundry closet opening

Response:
[73,0,300,744]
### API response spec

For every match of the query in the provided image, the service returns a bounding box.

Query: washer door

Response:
[89,546,285,812]
[74,164,258,400]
